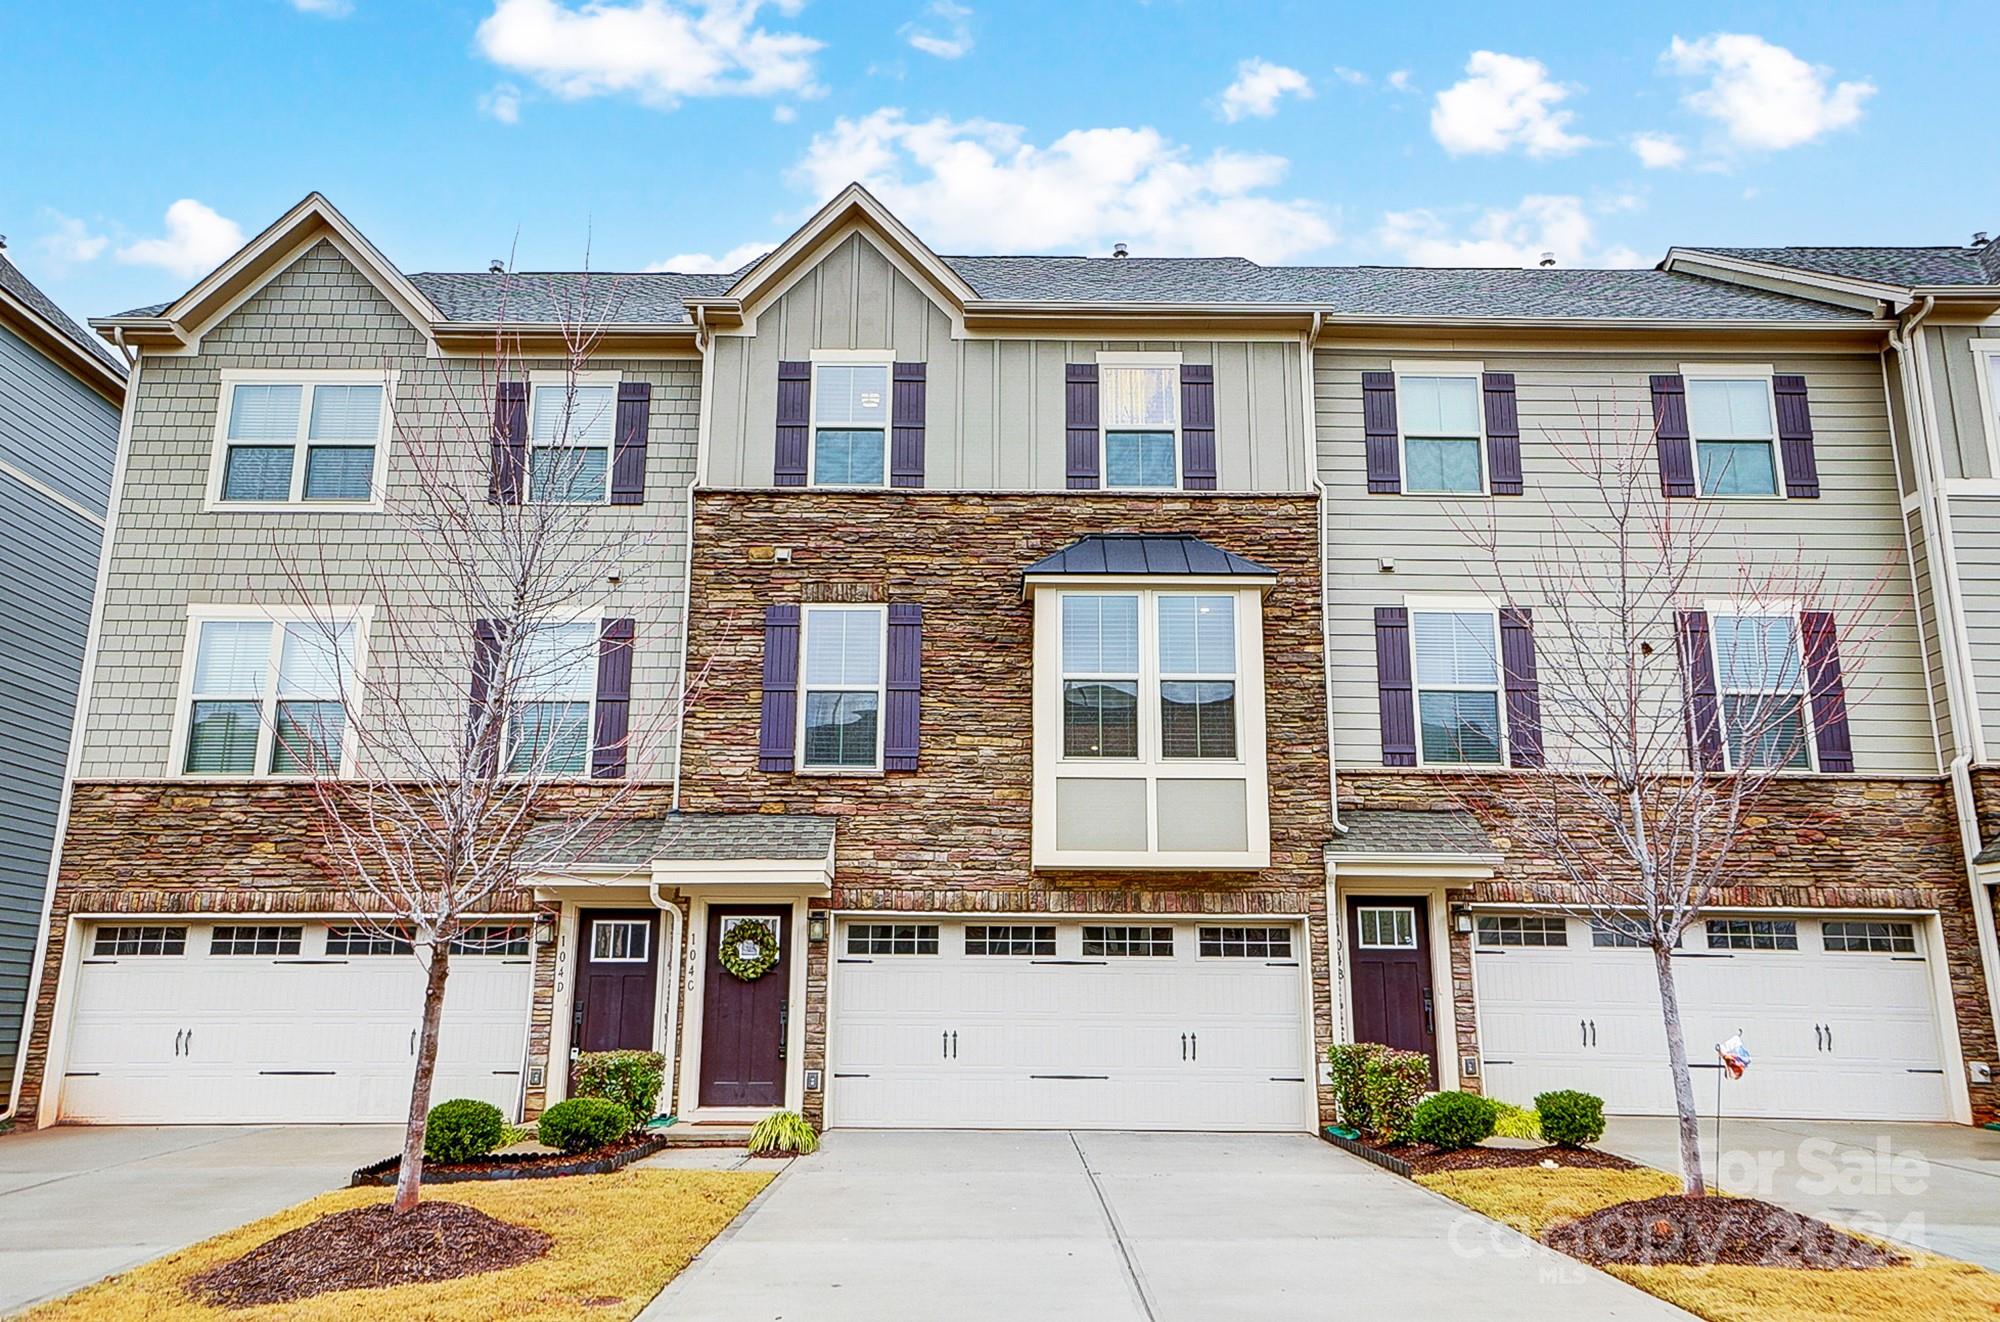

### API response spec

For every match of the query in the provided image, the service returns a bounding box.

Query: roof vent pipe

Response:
[1974,231,1990,248]
[488,258,506,274]
[1538,251,1556,268]
[1112,242,1129,259]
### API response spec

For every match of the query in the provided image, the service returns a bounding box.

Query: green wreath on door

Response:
[718,918,780,981]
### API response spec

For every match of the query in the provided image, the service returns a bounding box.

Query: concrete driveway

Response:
[1602,1115,2000,1270]
[646,1131,1684,1321]
[0,1123,397,1314]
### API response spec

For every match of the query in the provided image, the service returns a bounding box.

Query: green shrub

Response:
[1326,1042,1385,1131]
[571,1050,666,1130]
[1409,1091,1498,1150]
[1535,1089,1606,1148]
[423,1098,506,1164]
[1360,1048,1432,1143]
[746,1110,820,1156]
[1491,1101,1541,1141]
[537,1097,631,1154]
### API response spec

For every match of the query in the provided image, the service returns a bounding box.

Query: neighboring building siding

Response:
[0,322,119,1097]
[1315,347,1937,774]
[76,241,699,781]
[1950,496,2000,754]
[705,233,1310,492]
[1925,326,1996,482]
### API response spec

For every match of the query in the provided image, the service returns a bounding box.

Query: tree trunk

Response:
[1651,939,1706,1198]
[392,942,452,1213]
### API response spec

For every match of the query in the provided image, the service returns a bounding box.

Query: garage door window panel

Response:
[1199,926,1292,958]
[965,925,1056,956]
[1082,926,1175,957]
[211,926,304,956]
[847,923,940,956]
[1822,921,1915,954]
[1477,915,1567,947]
[93,926,187,957]
[454,923,531,956]
[326,927,414,956]
[1705,918,1798,951]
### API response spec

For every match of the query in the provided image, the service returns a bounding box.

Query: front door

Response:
[573,909,661,1053]
[1345,896,1438,1085]
[699,906,791,1108]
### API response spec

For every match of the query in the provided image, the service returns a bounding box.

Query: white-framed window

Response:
[1081,925,1175,957]
[590,919,650,962]
[176,608,365,778]
[1198,926,1292,958]
[799,605,886,772]
[809,354,891,488]
[1410,605,1505,766]
[1098,353,1181,490]
[965,925,1057,956]
[1060,592,1238,763]
[453,923,532,956]
[211,925,304,956]
[1709,611,1812,770]
[1682,365,1781,499]
[1477,915,1567,947]
[1355,906,1418,949]
[846,923,939,955]
[92,926,188,957]
[1822,920,1917,954]
[327,927,414,957]
[1061,593,1140,758]
[505,619,599,777]
[1393,363,1485,495]
[1705,918,1798,951]
[527,372,619,504]
[209,370,395,510]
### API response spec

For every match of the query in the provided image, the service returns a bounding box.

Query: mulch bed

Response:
[1545,1193,1908,1270]
[350,1133,666,1186]
[186,1202,552,1307]
[1398,1142,1637,1175]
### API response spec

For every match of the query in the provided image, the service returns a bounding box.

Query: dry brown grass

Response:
[24,1169,770,1322]
[1418,1165,2000,1321]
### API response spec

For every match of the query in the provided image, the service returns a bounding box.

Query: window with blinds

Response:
[1711,614,1810,769]
[811,361,890,487]
[1396,374,1485,494]
[800,606,885,770]
[183,615,359,776]
[1410,609,1503,765]
[1100,365,1179,489]
[528,382,616,503]
[506,620,598,775]
[216,378,385,505]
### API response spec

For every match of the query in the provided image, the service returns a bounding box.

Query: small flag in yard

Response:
[1717,1034,1751,1079]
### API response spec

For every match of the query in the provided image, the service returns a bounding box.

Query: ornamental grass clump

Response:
[746,1110,820,1156]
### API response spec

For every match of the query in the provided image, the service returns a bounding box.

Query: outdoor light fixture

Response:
[1451,906,1473,934]
[533,916,556,946]
[807,912,827,943]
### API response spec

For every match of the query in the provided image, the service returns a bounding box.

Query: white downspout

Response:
[647,883,686,1118]
[669,307,712,812]
[1302,310,1342,836]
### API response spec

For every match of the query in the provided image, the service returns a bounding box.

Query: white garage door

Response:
[829,919,1314,1130]
[61,920,533,1124]
[1475,913,1952,1121]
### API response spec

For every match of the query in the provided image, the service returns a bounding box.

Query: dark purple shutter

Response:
[468,619,503,776]
[489,381,527,504]
[1362,371,1400,494]
[758,605,800,772]
[609,382,650,505]
[891,362,926,488]
[1676,609,1724,770]
[591,617,635,779]
[1374,606,1417,766]
[1065,364,1099,489]
[775,361,810,487]
[1180,364,1217,490]
[1499,607,1542,767]
[1800,610,1853,772]
[1483,372,1524,496]
[1773,374,1822,499]
[1651,375,1696,498]
[884,603,921,771]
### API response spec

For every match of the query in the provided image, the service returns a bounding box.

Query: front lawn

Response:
[25,1168,771,1322]
[1419,1166,2000,1322]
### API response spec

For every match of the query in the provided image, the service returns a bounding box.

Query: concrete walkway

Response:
[645,1130,1685,1320]
[0,1123,397,1314]
[1602,1115,2000,1270]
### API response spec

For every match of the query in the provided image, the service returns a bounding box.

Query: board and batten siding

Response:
[1947,496,2000,753]
[1315,348,1936,774]
[0,321,120,1094]
[77,240,699,781]
[1924,325,1998,482]
[705,232,1311,492]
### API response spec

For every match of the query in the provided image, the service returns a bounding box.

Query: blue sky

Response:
[8,0,1998,325]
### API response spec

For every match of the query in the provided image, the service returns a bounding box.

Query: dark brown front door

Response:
[573,909,660,1053]
[1346,896,1439,1085]
[699,906,791,1108]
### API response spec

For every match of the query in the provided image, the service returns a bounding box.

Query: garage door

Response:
[61,920,533,1124]
[829,919,1314,1130]
[1475,913,1951,1121]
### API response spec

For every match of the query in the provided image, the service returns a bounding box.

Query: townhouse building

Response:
[9,188,1996,1132]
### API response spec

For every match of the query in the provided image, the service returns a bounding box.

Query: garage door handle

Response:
[1815,1023,1825,1051]
[1181,1033,1187,1061]
[1580,1019,1588,1047]
[1824,1024,1833,1052]
[1589,1020,1596,1047]
[174,1029,184,1057]
[942,1031,949,1059]
[951,1031,958,1059]
[184,1030,193,1057]
[1190,1032,1197,1061]
[410,1029,417,1056]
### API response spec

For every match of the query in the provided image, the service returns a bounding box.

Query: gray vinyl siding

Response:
[1317,348,1936,774]
[705,232,1310,492]
[1924,326,1997,481]
[79,240,698,780]
[0,324,118,1094]
[1903,510,1952,760]
[1947,496,2000,753]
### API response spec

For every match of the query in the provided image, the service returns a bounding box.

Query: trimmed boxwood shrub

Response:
[1409,1091,1498,1150]
[423,1098,506,1164]
[537,1097,631,1154]
[571,1050,666,1130]
[1535,1089,1606,1148]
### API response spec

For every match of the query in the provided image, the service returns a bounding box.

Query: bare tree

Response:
[1440,399,1892,1197]
[265,275,705,1211]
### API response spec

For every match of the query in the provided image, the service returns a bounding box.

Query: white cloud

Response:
[1385,69,1414,93]
[36,212,109,266]
[1332,66,1369,87]
[1375,194,1644,269]
[1664,33,1873,150]
[647,240,774,272]
[1217,58,1313,122]
[475,0,822,109]
[115,200,246,279]
[772,103,797,123]
[1430,51,1590,157]
[793,109,1334,261]
[1630,131,1686,169]
[479,83,523,123]
[902,1,971,59]
[289,0,353,14]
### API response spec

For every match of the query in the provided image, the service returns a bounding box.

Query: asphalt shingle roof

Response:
[408,270,738,325]
[1327,809,1497,857]
[527,812,836,869]
[1692,244,2000,289]
[0,252,127,376]
[1024,533,1275,578]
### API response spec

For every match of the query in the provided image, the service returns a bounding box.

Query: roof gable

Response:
[0,252,125,400]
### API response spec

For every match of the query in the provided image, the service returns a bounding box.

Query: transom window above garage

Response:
[1199,926,1292,958]
[1704,918,1798,950]
[1355,906,1418,949]
[846,923,940,956]
[92,926,188,957]
[1477,915,1568,947]
[965,925,1056,956]
[1822,920,1916,954]
[211,925,304,956]
[1083,925,1175,957]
